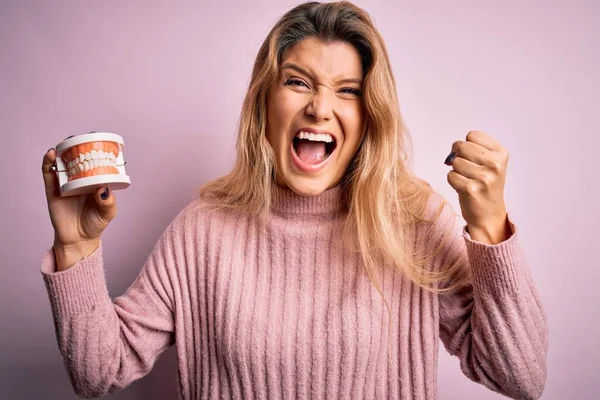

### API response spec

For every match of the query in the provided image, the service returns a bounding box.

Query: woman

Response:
[40,1,548,399]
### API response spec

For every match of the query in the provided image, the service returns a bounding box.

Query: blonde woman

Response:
[40,1,548,399]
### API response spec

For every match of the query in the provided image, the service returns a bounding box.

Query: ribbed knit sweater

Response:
[40,185,548,400]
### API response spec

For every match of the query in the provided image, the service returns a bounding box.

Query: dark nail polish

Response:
[101,188,109,200]
[444,152,457,165]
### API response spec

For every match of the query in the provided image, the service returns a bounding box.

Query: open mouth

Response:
[291,131,337,165]
[60,141,121,181]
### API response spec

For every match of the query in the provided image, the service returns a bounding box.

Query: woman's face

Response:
[266,36,366,196]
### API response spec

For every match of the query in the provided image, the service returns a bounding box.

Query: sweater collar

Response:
[270,184,345,219]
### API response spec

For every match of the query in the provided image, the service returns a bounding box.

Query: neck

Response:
[270,184,345,220]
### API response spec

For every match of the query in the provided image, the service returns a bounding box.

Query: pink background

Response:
[2,0,598,398]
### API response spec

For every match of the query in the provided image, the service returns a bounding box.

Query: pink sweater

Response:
[40,185,548,399]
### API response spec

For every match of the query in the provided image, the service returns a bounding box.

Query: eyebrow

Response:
[280,62,363,85]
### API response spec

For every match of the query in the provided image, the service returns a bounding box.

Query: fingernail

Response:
[101,187,109,200]
[444,152,457,165]
[47,148,54,153]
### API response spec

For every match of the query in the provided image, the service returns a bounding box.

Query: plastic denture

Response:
[52,132,131,196]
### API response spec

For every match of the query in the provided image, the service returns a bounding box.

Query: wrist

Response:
[53,239,99,272]
[467,214,511,245]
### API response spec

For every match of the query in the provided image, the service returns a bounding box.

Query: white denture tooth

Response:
[77,162,84,172]
[98,149,105,159]
[79,153,85,163]
[90,159,96,169]
[70,167,76,176]
[85,152,91,161]
[91,150,98,159]
[83,160,90,171]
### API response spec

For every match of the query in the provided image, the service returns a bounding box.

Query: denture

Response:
[53,132,131,196]
[61,141,121,181]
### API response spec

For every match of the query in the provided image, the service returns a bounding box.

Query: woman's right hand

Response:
[41,147,118,271]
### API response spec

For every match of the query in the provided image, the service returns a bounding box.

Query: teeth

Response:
[295,131,334,143]
[67,149,119,177]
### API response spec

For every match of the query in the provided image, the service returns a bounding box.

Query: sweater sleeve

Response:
[40,208,190,398]
[434,202,549,400]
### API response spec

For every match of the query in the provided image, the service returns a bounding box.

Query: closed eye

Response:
[339,88,361,96]
[285,78,309,88]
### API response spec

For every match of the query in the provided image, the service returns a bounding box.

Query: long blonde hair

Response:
[200,1,468,295]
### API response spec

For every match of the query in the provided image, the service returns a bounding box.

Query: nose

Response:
[305,90,333,122]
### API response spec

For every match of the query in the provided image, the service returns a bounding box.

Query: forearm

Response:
[450,278,548,399]
[440,222,548,399]
[41,244,176,397]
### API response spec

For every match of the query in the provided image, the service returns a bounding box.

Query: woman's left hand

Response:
[445,130,512,245]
